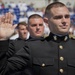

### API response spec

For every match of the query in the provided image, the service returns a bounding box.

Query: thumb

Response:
[13,24,17,29]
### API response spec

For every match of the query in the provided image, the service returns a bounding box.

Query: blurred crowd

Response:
[0,1,45,24]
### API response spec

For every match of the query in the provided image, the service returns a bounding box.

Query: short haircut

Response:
[17,21,28,28]
[44,2,66,18]
[28,14,43,24]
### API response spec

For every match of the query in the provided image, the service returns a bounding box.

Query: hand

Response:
[0,12,17,40]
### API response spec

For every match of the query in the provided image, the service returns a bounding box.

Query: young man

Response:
[16,21,29,40]
[7,21,28,58]
[27,14,44,38]
[7,14,45,75]
[0,2,75,75]
[8,14,45,57]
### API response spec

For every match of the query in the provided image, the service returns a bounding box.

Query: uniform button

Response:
[42,63,45,67]
[64,36,68,41]
[59,69,64,73]
[60,56,64,61]
[53,36,57,40]
[59,45,63,49]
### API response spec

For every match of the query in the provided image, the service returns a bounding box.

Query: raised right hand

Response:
[0,12,17,40]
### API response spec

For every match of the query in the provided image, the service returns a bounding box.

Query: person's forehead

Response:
[30,18,44,23]
[19,24,26,28]
[30,17,43,21]
[51,6,69,14]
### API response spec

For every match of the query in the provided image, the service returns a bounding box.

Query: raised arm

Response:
[0,12,17,40]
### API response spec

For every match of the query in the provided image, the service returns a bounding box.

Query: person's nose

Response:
[61,17,66,24]
[62,16,66,21]
[36,25,40,29]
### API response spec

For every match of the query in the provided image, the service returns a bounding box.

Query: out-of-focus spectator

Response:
[19,12,28,23]
[10,21,29,40]
[8,1,17,8]
[69,25,74,38]
[16,21,29,40]
[71,13,75,26]
[43,22,50,37]
[0,0,5,9]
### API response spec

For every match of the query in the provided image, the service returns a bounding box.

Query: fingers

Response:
[13,24,17,29]
[4,12,14,24]
[0,15,5,27]
[0,12,14,25]
[0,12,15,29]
[0,15,5,23]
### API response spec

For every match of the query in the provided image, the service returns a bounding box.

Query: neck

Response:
[51,32,69,36]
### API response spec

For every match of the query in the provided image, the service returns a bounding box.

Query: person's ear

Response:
[44,17,48,23]
[44,17,48,26]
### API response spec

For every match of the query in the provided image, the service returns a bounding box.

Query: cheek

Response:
[41,27,44,31]
[49,21,58,28]
[29,29,35,34]
[19,31,23,33]
[29,27,34,32]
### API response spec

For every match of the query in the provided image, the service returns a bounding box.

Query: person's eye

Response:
[31,24,37,27]
[65,15,70,18]
[39,24,43,26]
[54,16,62,19]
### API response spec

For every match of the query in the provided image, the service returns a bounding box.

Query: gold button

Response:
[60,56,64,61]
[42,63,45,67]
[59,45,63,49]
[64,36,68,41]
[59,69,64,73]
[54,36,57,40]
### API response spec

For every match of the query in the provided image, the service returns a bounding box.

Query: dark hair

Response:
[17,21,27,28]
[44,2,66,17]
[28,14,43,24]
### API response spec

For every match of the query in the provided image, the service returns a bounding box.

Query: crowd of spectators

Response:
[0,1,45,24]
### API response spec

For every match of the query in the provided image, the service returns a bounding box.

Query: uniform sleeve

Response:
[0,40,9,51]
[6,40,16,58]
[3,43,31,75]
[0,40,9,74]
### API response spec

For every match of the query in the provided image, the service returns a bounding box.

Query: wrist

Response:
[0,37,9,40]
